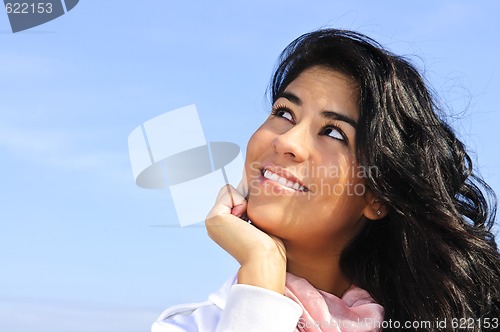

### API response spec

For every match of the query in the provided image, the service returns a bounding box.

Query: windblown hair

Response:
[270,29,500,330]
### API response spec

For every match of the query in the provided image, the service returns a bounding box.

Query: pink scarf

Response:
[284,273,384,332]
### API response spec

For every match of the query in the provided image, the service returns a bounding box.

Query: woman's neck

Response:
[284,243,351,297]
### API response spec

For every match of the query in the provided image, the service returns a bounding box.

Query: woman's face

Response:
[245,66,373,251]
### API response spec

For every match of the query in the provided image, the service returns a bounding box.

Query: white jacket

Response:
[151,274,303,332]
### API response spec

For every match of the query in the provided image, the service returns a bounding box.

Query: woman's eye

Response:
[274,109,293,122]
[323,127,345,141]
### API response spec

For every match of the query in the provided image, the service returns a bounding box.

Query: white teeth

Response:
[270,172,279,182]
[263,169,305,191]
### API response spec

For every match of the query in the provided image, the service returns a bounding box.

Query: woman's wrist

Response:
[237,251,287,294]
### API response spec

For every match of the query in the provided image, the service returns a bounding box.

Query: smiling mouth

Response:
[262,169,308,192]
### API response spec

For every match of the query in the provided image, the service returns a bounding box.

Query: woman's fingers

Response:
[227,184,247,217]
[207,185,247,219]
[236,171,248,198]
[207,169,248,218]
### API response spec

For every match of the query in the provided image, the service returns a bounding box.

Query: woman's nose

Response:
[272,124,310,162]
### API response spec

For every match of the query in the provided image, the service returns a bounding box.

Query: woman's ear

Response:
[362,191,388,220]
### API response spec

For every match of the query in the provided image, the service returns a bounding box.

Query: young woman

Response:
[152,29,500,331]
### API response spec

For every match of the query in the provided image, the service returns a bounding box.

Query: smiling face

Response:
[245,66,375,252]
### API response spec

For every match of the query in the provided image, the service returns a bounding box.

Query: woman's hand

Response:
[206,182,287,294]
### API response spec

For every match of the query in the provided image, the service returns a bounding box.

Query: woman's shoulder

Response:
[152,273,303,332]
[151,274,237,332]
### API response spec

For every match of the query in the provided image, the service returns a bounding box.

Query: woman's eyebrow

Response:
[321,110,357,129]
[277,91,302,106]
[277,91,357,129]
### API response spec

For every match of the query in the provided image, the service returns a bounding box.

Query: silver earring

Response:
[376,210,382,216]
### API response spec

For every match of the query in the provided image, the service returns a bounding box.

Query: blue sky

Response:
[1,1,499,331]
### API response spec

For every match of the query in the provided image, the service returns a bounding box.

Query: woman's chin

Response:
[246,205,282,235]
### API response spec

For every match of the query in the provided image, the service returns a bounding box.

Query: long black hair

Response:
[270,29,500,330]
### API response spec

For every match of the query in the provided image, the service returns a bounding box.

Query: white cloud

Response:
[0,299,159,332]
[0,52,54,78]
[0,123,66,156]
[0,123,130,181]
